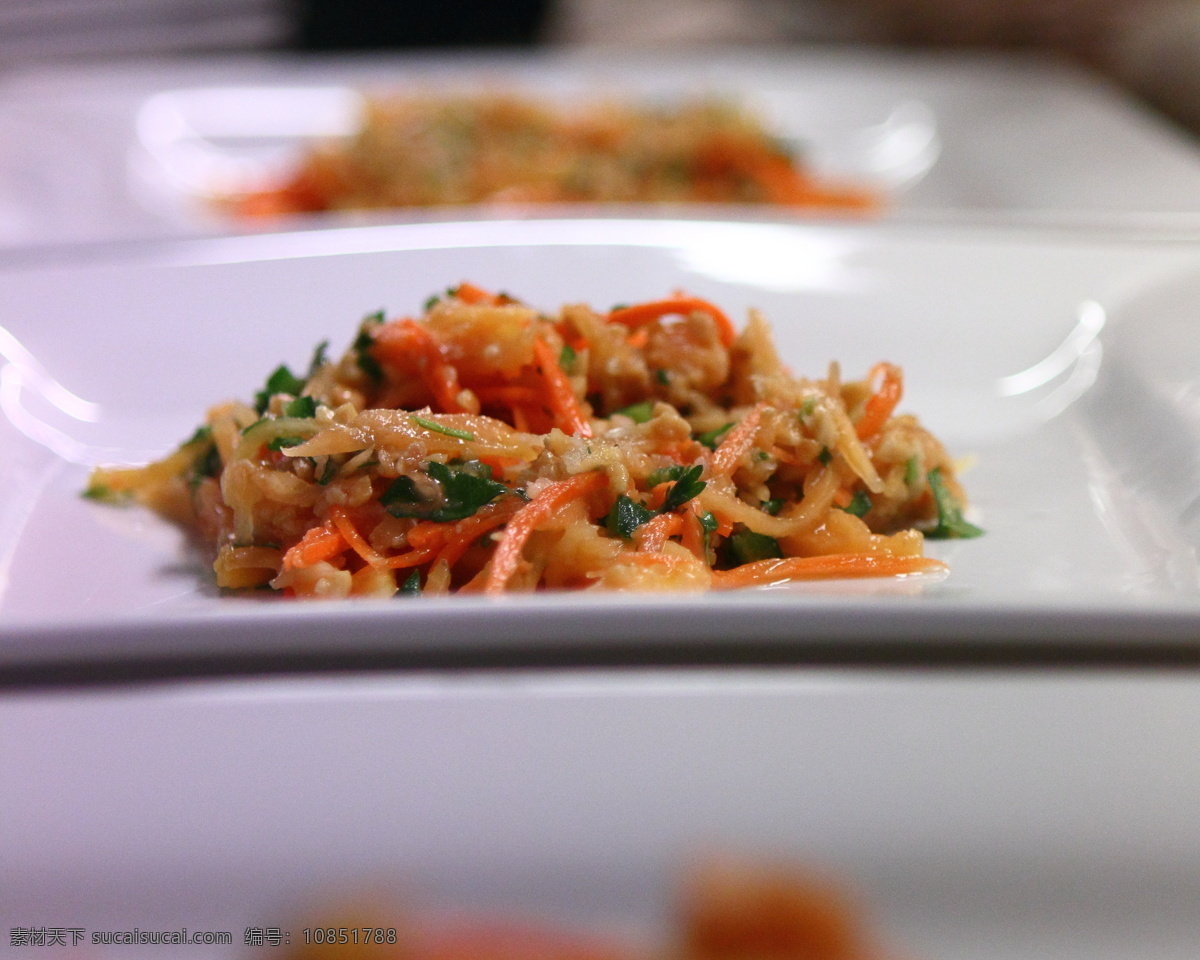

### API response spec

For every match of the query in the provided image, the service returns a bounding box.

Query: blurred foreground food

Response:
[283,856,895,960]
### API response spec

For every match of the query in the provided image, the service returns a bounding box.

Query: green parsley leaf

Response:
[380,475,422,510]
[696,422,734,449]
[383,462,508,523]
[926,467,985,539]
[558,344,576,372]
[254,364,305,414]
[605,494,654,539]
[817,446,833,465]
[729,529,783,565]
[354,311,385,383]
[613,400,654,424]
[659,464,706,513]
[410,414,476,442]
[183,425,212,446]
[841,489,872,517]
[761,498,785,516]
[655,368,670,386]
[266,435,307,452]
[398,569,423,595]
[190,443,222,486]
[284,395,317,418]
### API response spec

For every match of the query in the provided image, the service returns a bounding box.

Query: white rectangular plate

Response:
[3,48,1200,247]
[2,217,1200,668]
[4,669,1200,959]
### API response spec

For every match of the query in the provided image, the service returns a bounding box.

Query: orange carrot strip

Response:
[453,282,500,305]
[710,402,767,477]
[855,362,903,441]
[712,553,947,589]
[635,511,684,552]
[436,498,525,569]
[473,385,543,407]
[281,522,346,571]
[372,319,471,414]
[607,296,737,348]
[484,472,608,595]
[327,506,386,567]
[384,547,438,570]
[533,338,592,438]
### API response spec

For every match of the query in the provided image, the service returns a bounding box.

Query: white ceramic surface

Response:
[2,48,1200,247]
[1,217,1199,665]
[4,669,1200,959]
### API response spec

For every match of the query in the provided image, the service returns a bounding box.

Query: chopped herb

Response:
[614,400,654,424]
[610,302,629,312]
[817,446,833,465]
[82,483,123,503]
[655,368,670,386]
[699,511,718,535]
[559,343,576,371]
[841,489,872,517]
[284,395,317,418]
[306,340,330,378]
[798,397,819,420]
[183,425,212,446]
[267,435,307,452]
[254,364,306,414]
[696,422,734,449]
[659,464,706,512]
[380,475,422,509]
[904,455,921,487]
[354,312,385,383]
[605,494,654,539]
[410,415,476,442]
[761,498,785,516]
[191,443,222,485]
[729,529,783,565]
[398,569,422,595]
[926,468,985,539]
[384,461,508,523]
[754,450,771,461]
[314,458,339,485]
[423,292,442,311]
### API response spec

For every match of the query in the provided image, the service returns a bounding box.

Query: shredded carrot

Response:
[484,472,608,595]
[635,511,684,552]
[432,498,525,570]
[373,319,473,414]
[533,338,592,438]
[607,296,737,348]
[855,362,902,441]
[712,553,948,589]
[453,282,502,305]
[327,506,386,567]
[282,521,347,571]
[384,546,439,570]
[710,402,767,477]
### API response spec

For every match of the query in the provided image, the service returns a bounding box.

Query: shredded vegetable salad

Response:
[86,285,980,598]
[233,94,878,218]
